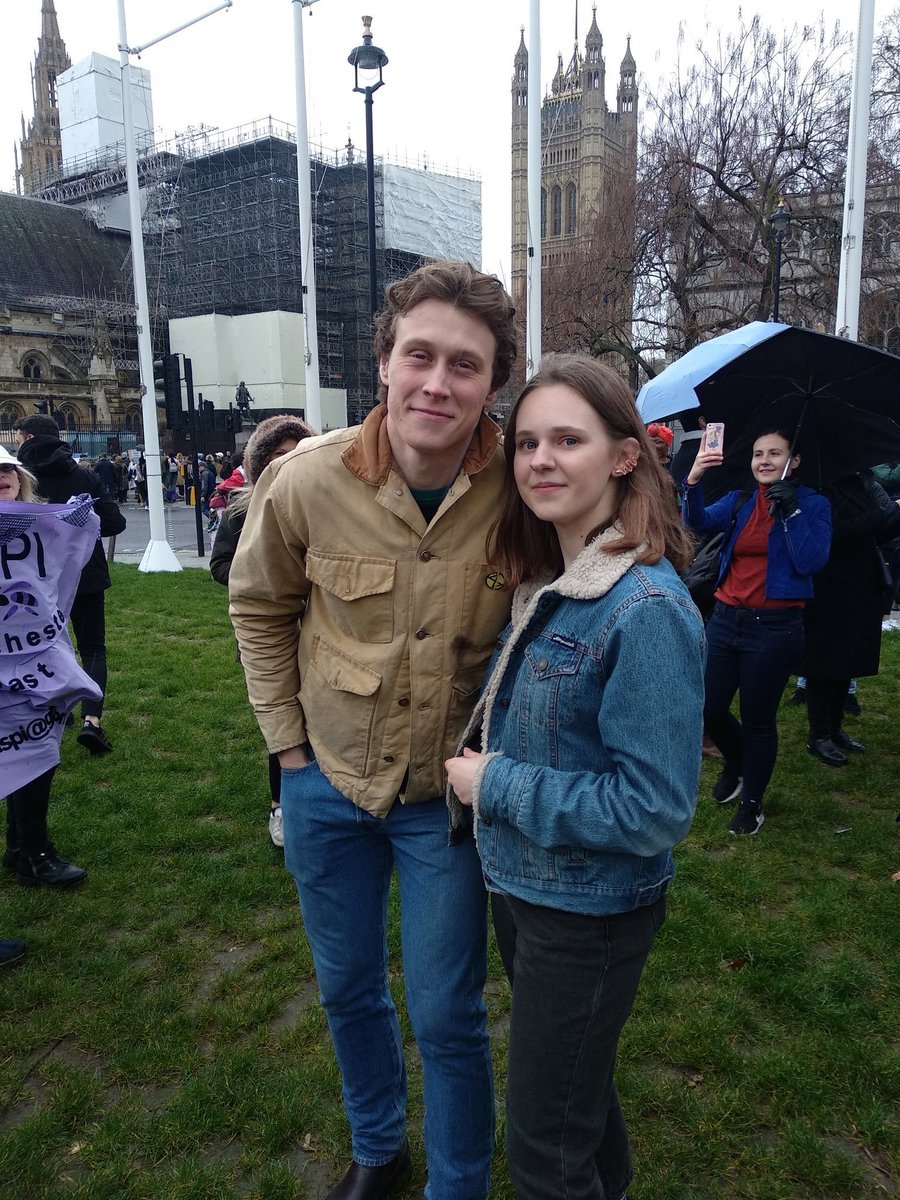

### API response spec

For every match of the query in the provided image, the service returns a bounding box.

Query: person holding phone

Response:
[682,428,831,834]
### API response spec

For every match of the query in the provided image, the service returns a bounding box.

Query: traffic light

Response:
[153,353,183,429]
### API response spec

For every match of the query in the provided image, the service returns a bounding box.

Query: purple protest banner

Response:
[0,495,103,794]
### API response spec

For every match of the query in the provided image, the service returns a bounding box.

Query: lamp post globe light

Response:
[769,196,793,323]
[348,16,388,326]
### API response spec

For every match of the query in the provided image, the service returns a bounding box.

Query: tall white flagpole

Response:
[117,0,181,572]
[526,0,542,378]
[293,0,323,432]
[835,0,876,341]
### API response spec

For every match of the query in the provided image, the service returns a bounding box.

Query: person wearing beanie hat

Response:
[646,422,674,464]
[210,414,316,847]
[244,415,315,485]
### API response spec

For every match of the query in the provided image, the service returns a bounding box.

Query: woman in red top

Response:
[683,429,831,834]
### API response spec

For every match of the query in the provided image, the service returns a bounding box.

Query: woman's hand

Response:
[444,747,483,807]
[686,431,724,484]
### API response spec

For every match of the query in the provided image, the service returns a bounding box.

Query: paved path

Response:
[109,499,216,571]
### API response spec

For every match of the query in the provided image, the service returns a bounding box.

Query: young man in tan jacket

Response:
[229,261,517,1200]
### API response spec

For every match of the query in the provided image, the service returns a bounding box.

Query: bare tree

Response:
[638,15,850,363]
[538,12,900,381]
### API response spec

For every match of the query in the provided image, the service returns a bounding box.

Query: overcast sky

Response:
[0,0,893,285]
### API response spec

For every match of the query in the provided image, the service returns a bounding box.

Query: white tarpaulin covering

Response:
[382,165,481,267]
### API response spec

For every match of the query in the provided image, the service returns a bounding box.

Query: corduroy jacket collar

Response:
[342,403,502,487]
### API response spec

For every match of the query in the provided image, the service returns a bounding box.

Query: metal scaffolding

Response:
[33,119,480,418]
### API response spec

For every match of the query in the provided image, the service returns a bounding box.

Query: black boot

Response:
[325,1142,411,1200]
[17,850,87,889]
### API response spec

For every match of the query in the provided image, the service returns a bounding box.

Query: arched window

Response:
[551,186,562,237]
[124,407,141,433]
[56,406,79,432]
[23,355,43,381]
[566,184,577,236]
[0,403,24,430]
[540,188,547,240]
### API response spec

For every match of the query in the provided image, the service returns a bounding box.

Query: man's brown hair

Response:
[373,260,517,398]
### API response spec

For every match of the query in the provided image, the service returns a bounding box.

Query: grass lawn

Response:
[0,564,897,1200]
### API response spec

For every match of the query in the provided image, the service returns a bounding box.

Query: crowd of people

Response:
[2,256,898,1200]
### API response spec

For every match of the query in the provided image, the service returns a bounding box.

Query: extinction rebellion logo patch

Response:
[485,572,505,590]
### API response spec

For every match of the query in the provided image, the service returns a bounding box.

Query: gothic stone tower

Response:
[16,0,71,194]
[510,7,638,304]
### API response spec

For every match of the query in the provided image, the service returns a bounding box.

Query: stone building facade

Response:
[510,8,638,303]
[0,194,141,438]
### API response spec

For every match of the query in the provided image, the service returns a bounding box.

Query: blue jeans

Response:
[704,603,804,806]
[281,762,493,1200]
[494,893,665,1200]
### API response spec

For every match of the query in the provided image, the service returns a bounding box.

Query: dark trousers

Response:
[70,591,107,720]
[493,893,665,1200]
[267,753,281,808]
[704,603,804,807]
[806,677,852,741]
[6,767,57,855]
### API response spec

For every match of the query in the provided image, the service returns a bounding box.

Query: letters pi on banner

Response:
[0,496,103,793]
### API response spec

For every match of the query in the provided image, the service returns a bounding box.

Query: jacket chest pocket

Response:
[517,639,585,750]
[523,639,584,682]
[306,551,396,644]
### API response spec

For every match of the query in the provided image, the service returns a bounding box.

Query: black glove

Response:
[767,480,798,519]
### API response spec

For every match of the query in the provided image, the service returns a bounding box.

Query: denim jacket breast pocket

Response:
[517,635,584,765]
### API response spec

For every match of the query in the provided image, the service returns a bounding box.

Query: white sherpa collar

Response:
[447,523,645,831]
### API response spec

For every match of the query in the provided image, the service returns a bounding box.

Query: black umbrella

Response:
[643,323,900,491]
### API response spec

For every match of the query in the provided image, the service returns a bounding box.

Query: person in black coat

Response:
[94,453,116,497]
[14,415,127,755]
[802,472,900,765]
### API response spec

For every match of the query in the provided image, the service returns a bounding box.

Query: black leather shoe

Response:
[325,1142,411,1200]
[807,737,849,767]
[831,729,866,753]
[17,852,87,888]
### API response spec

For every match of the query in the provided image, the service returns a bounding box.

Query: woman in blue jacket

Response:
[446,354,705,1200]
[682,429,831,834]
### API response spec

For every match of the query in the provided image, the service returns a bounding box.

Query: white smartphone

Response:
[705,422,725,454]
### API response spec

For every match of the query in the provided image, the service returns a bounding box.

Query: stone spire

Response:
[17,0,71,194]
[617,34,638,118]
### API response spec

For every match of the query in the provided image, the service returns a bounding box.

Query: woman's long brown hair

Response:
[489,353,694,589]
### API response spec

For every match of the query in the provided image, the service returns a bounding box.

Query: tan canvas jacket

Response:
[228,405,512,817]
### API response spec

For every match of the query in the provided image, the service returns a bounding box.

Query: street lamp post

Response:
[348,16,388,323]
[769,196,793,323]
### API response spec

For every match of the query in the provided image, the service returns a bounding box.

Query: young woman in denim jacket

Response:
[682,429,831,834]
[446,355,705,1200]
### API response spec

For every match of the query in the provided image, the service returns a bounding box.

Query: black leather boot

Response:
[325,1141,411,1200]
[807,737,849,767]
[17,851,87,888]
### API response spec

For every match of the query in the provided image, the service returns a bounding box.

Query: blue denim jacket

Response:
[453,527,706,916]
[682,483,832,600]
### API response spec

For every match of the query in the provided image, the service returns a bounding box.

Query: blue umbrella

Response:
[636,322,787,424]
